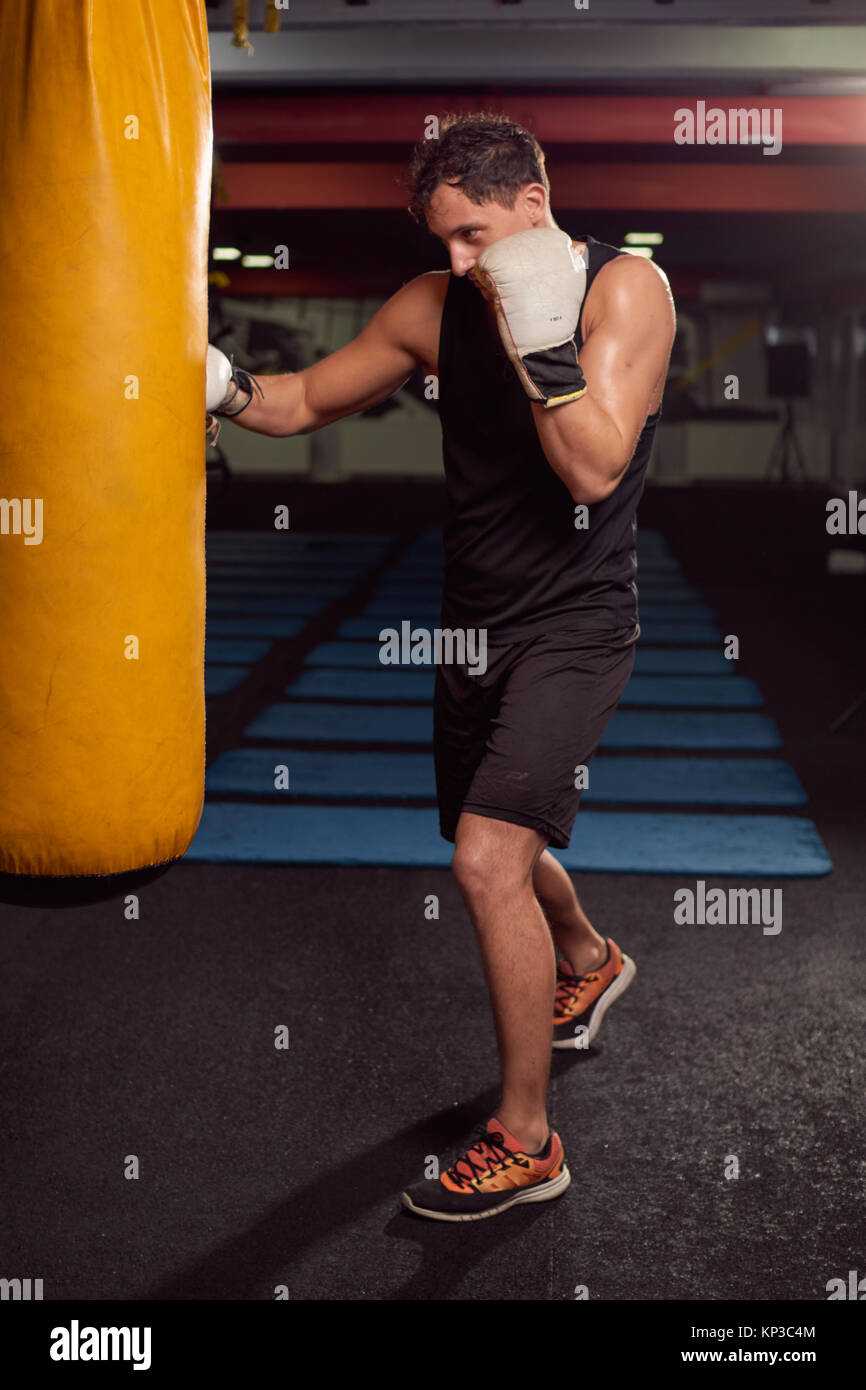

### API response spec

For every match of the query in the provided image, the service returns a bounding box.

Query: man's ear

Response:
[521,182,549,223]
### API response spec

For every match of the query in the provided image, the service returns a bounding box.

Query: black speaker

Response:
[766,341,811,399]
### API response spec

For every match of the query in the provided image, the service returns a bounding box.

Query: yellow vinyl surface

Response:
[0,1,212,875]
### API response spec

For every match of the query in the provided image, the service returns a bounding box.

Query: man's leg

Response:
[533,849,608,975]
[452,810,554,1156]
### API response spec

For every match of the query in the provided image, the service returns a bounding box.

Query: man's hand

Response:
[473,227,587,408]
[206,344,234,413]
[206,343,264,416]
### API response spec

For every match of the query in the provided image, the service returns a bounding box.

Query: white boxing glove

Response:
[473,227,587,408]
[206,344,234,412]
[206,343,264,415]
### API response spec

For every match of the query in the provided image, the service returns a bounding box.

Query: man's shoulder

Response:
[585,249,673,333]
[380,271,450,370]
[593,249,672,298]
[382,269,450,329]
[395,269,451,304]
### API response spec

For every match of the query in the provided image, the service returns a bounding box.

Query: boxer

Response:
[208,113,676,1222]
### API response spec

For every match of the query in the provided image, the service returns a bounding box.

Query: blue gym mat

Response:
[206,617,307,638]
[205,666,249,697]
[206,639,273,664]
[207,581,356,598]
[207,596,333,616]
[206,551,388,569]
[207,530,392,552]
[185,804,831,876]
[303,641,736,676]
[282,669,763,708]
[205,749,806,807]
[206,560,373,575]
[199,529,823,877]
[245,703,782,749]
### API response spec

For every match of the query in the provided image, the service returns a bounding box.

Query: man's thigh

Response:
[433,641,526,844]
[459,632,636,851]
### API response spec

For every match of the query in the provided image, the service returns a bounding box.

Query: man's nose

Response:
[450,251,476,277]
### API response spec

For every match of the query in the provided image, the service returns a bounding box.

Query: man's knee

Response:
[451,817,544,898]
[451,840,494,897]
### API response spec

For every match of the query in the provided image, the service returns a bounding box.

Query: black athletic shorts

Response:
[433,627,636,850]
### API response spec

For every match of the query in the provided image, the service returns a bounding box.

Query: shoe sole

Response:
[400,1162,572,1223]
[552,952,637,1050]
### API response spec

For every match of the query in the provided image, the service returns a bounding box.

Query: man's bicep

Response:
[300,282,427,430]
[579,259,675,461]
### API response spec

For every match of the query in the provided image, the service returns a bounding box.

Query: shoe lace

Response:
[555,960,599,1015]
[444,1125,529,1191]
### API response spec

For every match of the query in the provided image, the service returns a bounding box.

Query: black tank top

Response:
[438,233,661,644]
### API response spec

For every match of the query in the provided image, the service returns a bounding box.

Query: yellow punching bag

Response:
[0,2,211,903]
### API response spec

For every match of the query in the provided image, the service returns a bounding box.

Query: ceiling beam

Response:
[214,94,866,147]
[214,161,866,213]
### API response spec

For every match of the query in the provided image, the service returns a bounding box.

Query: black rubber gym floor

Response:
[0,482,863,1302]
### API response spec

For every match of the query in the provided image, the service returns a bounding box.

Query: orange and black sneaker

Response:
[552,936,636,1050]
[400,1117,571,1222]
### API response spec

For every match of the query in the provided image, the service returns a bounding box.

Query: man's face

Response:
[425,181,546,297]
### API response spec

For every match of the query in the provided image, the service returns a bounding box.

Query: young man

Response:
[208,114,676,1223]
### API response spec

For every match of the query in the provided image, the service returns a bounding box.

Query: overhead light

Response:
[768,78,866,95]
[621,246,654,259]
[241,254,275,268]
[212,247,242,261]
[624,232,664,246]
[828,550,866,576]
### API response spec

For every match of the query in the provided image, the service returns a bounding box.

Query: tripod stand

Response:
[766,400,809,484]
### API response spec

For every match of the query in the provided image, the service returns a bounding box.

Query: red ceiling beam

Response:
[213,94,866,147]
[215,161,866,213]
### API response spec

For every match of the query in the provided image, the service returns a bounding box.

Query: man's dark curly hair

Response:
[405,112,550,226]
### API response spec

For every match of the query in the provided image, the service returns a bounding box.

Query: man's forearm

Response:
[220,371,311,438]
[530,394,632,506]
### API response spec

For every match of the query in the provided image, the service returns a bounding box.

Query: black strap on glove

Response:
[217,357,265,417]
